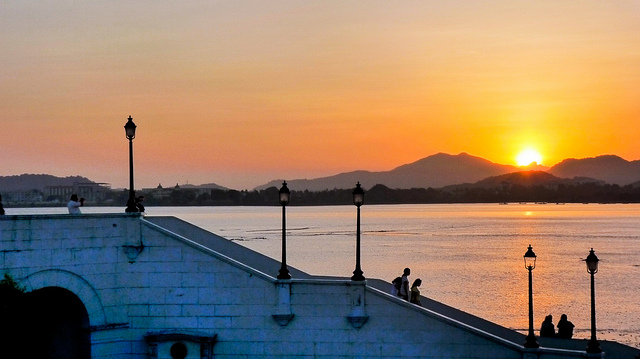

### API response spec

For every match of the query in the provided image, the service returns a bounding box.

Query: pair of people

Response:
[391,268,422,306]
[540,314,575,339]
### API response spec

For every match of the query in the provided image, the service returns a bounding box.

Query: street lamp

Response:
[585,248,602,354]
[277,181,291,280]
[523,244,539,349]
[124,115,138,213]
[351,182,365,281]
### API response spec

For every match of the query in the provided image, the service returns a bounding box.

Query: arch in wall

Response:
[20,269,107,327]
[24,286,92,359]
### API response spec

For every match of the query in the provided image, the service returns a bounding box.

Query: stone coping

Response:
[0,213,141,220]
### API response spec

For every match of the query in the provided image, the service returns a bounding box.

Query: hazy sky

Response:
[2,1,640,190]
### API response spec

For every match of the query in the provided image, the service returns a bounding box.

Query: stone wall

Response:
[0,214,595,358]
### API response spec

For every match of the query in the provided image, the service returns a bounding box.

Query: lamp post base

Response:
[524,334,539,349]
[125,198,138,213]
[277,267,291,280]
[586,339,602,354]
[351,269,365,281]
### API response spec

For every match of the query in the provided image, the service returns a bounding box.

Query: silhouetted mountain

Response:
[549,155,640,185]
[519,162,550,171]
[257,153,519,191]
[0,174,95,191]
[443,171,604,190]
[179,183,228,190]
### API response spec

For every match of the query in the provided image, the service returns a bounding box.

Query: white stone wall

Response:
[0,214,593,359]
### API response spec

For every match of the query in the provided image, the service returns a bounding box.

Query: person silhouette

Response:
[0,194,5,215]
[556,314,575,339]
[540,314,555,337]
[410,278,422,306]
[67,194,84,214]
[399,268,411,301]
[135,195,146,213]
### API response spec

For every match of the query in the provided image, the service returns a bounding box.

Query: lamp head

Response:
[585,248,599,274]
[524,244,537,270]
[124,115,137,140]
[352,182,364,207]
[278,181,290,206]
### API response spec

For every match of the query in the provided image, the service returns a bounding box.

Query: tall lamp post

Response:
[585,248,602,354]
[351,182,365,281]
[524,245,540,348]
[124,115,138,213]
[277,181,291,280]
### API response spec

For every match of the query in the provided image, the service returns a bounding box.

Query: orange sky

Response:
[2,1,640,190]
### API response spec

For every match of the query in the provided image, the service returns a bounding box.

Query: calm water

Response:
[9,204,640,348]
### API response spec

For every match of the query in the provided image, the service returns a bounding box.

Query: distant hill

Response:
[0,174,95,191]
[385,152,519,188]
[258,152,640,191]
[443,171,604,190]
[178,183,229,191]
[257,153,520,191]
[549,155,640,186]
[520,162,550,171]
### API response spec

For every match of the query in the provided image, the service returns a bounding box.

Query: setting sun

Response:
[516,148,543,166]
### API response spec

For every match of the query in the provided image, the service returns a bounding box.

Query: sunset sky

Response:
[2,1,640,190]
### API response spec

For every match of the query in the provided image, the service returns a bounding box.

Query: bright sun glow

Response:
[516,148,543,166]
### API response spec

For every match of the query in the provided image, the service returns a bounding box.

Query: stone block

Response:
[216,340,265,356]
[180,272,214,287]
[165,287,199,305]
[130,315,166,329]
[215,304,265,316]
[149,304,182,317]
[50,248,73,266]
[230,315,268,329]
[197,315,232,329]
[145,246,183,263]
[127,304,150,317]
[181,304,215,317]
[164,316,198,329]
[72,247,118,264]
[126,287,165,305]
[147,272,181,287]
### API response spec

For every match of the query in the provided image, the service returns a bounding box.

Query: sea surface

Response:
[9,203,640,348]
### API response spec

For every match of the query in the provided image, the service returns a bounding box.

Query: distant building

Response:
[44,182,111,202]
[141,183,174,200]
[2,189,43,203]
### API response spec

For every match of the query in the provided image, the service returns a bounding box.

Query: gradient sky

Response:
[2,1,640,190]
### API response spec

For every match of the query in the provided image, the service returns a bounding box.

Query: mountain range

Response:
[0,174,95,192]
[2,153,639,192]
[257,152,640,191]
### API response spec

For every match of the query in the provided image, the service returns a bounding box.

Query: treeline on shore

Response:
[136,182,640,206]
[8,182,640,207]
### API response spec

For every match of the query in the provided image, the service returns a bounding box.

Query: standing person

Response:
[399,268,411,301]
[390,277,402,296]
[556,314,575,339]
[410,278,422,306]
[0,194,5,215]
[67,194,84,214]
[540,314,555,337]
[135,195,146,214]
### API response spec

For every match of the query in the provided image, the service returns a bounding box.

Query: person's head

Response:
[546,315,553,322]
[560,314,567,321]
[70,194,78,201]
[412,278,422,288]
[403,268,411,276]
